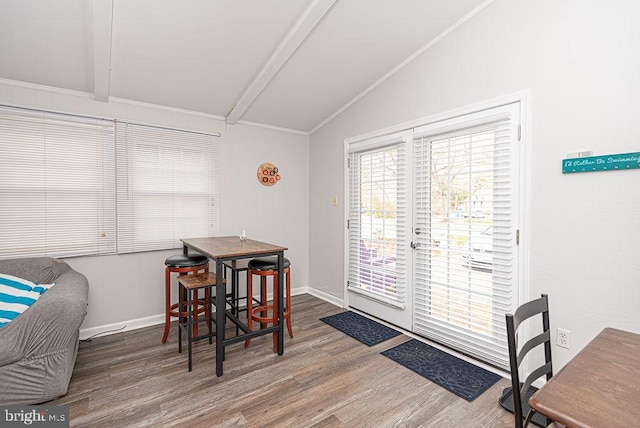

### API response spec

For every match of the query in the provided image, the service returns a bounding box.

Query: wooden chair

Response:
[244,257,293,352]
[499,294,555,428]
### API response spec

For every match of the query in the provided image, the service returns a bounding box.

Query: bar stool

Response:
[244,257,293,352]
[223,259,251,330]
[222,259,249,336]
[177,272,218,372]
[162,254,209,344]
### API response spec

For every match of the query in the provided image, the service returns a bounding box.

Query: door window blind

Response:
[412,104,519,369]
[0,105,116,258]
[347,135,408,308]
[115,122,220,253]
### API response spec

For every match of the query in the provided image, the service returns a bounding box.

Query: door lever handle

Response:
[410,241,421,249]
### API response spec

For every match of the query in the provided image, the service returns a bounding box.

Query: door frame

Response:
[342,90,531,340]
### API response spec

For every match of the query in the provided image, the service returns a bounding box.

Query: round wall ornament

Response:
[257,162,281,186]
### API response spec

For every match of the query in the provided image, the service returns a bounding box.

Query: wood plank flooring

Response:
[48,294,515,427]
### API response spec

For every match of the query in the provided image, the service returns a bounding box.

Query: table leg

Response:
[277,252,284,355]
[231,264,239,335]
[215,259,225,376]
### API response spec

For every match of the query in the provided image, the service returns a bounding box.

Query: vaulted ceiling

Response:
[0,0,488,133]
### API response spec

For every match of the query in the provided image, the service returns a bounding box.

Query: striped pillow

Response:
[0,273,55,329]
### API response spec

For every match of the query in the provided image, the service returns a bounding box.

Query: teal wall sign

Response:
[562,152,640,174]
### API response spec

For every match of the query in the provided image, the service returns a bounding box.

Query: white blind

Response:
[412,105,519,370]
[115,122,220,253]
[0,105,116,258]
[347,136,408,307]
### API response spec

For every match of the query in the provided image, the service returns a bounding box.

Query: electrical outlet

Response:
[556,328,571,349]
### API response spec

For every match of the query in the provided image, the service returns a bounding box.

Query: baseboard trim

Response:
[80,314,164,340]
[306,288,344,308]
[79,287,325,340]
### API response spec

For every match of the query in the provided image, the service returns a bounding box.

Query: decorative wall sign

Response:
[562,152,640,174]
[257,162,281,186]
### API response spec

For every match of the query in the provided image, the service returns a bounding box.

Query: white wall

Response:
[221,123,310,297]
[308,0,640,369]
[0,79,309,338]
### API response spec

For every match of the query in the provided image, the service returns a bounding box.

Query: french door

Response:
[346,131,413,330]
[346,101,521,369]
[411,103,520,369]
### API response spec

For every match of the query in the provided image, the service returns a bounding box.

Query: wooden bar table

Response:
[529,327,640,427]
[181,236,288,376]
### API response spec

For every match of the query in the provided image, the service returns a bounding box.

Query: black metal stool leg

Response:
[178,282,183,354]
[233,268,240,335]
[187,289,193,372]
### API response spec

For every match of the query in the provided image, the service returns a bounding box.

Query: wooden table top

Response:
[181,236,287,260]
[529,327,640,428]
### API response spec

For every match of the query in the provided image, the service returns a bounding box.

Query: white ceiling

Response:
[0,0,488,133]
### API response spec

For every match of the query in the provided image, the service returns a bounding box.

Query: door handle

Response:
[410,241,421,249]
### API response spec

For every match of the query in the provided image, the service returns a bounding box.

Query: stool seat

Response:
[178,272,218,290]
[165,254,209,268]
[223,259,251,271]
[247,257,291,271]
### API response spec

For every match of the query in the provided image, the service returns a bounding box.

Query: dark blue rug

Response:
[381,339,501,401]
[320,311,402,346]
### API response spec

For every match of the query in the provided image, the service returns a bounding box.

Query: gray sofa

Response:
[0,257,88,405]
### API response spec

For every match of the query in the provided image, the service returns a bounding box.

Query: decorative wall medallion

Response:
[257,162,281,186]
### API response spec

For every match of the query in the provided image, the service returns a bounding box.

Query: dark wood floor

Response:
[49,294,515,427]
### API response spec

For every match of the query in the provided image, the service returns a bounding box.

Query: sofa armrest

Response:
[0,267,89,367]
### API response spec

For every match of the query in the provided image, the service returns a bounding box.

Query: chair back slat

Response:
[503,293,554,428]
[512,294,549,330]
[517,330,550,366]
[522,362,553,396]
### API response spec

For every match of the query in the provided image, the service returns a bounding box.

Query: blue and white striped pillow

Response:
[0,273,55,329]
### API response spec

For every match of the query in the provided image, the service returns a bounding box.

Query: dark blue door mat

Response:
[381,339,501,401]
[320,311,402,346]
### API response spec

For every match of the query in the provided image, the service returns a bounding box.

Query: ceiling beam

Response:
[92,0,114,103]
[225,0,337,125]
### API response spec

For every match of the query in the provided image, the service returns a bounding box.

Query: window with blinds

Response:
[0,105,116,258]
[115,122,220,253]
[412,104,519,369]
[347,135,408,308]
[0,104,221,259]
